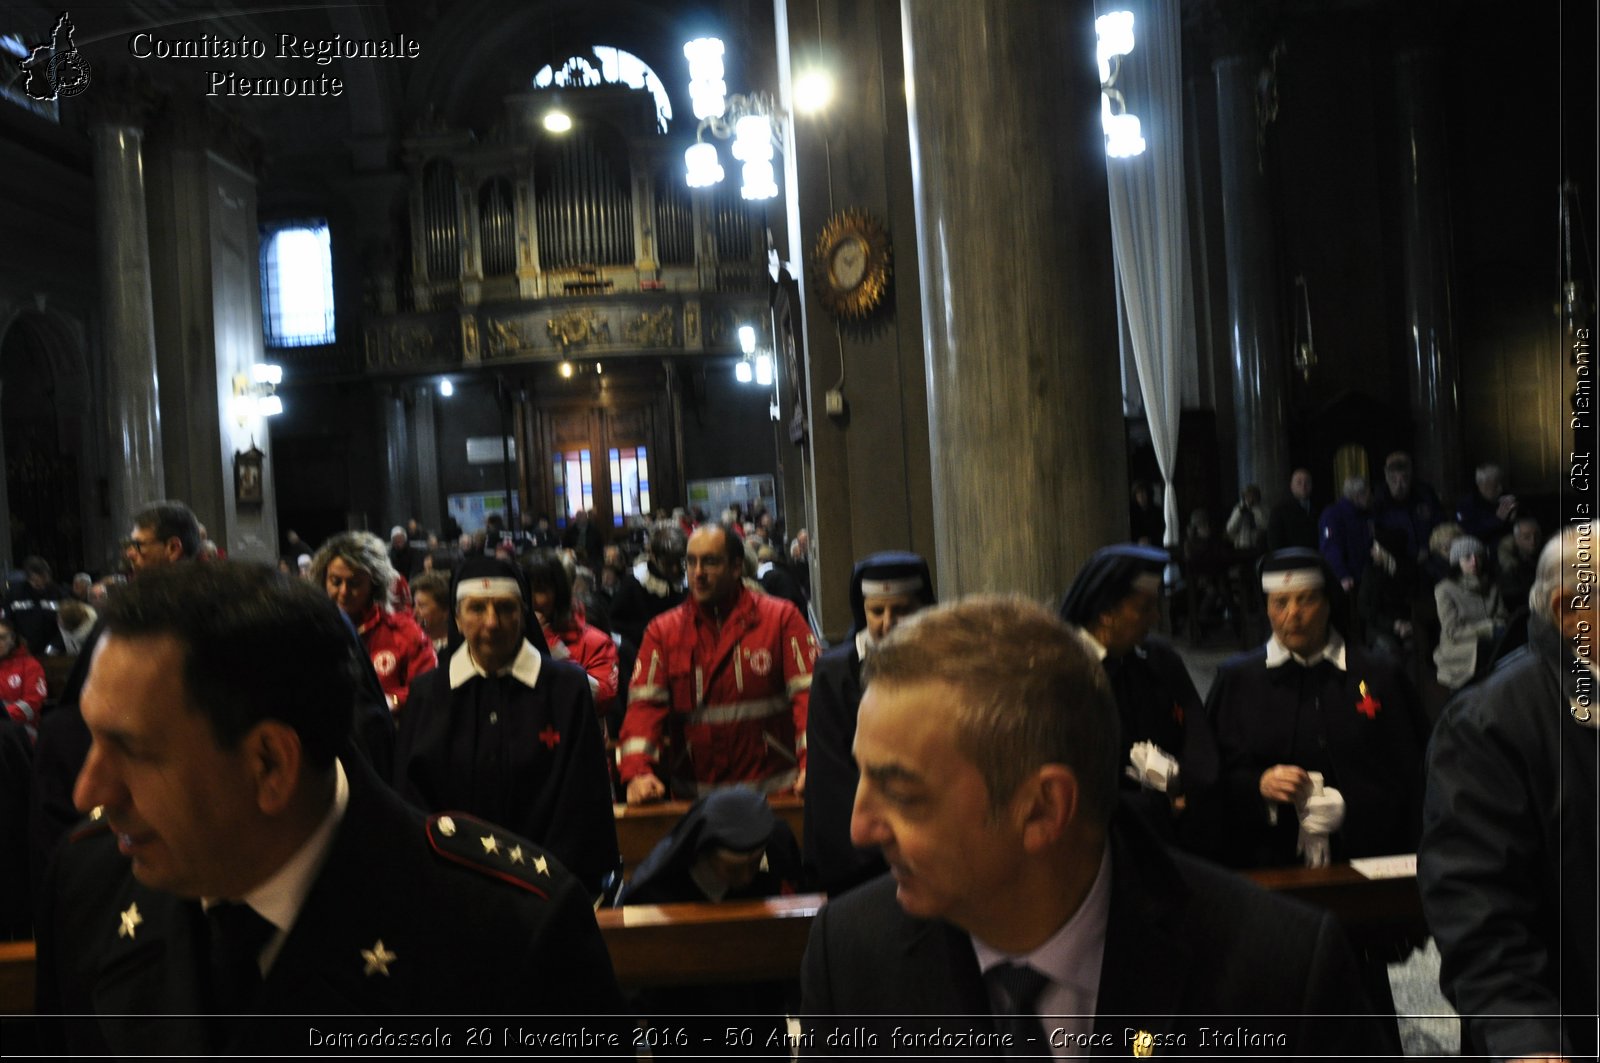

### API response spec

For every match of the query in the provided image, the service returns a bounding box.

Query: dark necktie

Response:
[206,901,275,1014]
[987,961,1051,1057]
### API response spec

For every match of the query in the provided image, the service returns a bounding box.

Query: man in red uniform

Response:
[619,522,817,803]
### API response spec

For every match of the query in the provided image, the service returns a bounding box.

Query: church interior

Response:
[0,0,1593,637]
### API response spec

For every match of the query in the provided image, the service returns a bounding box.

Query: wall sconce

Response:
[232,363,284,425]
[1096,11,1146,159]
[682,36,784,200]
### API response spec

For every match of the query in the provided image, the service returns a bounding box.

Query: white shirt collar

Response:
[1264,629,1347,671]
[448,638,543,690]
[1067,625,1109,662]
[208,758,349,973]
[854,629,875,660]
[971,841,1113,1011]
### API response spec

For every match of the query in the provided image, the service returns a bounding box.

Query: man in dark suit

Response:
[35,562,621,1055]
[800,596,1394,1056]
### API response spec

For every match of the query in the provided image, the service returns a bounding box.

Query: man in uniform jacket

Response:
[36,562,622,1057]
[1419,526,1598,1061]
[394,556,619,895]
[803,552,934,895]
[799,597,1394,1057]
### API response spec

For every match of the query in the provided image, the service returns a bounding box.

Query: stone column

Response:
[91,114,165,530]
[901,0,1126,600]
[412,384,443,532]
[1213,54,1289,497]
[379,388,414,527]
[1395,48,1460,497]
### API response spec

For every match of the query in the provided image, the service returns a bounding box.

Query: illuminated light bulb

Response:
[735,360,753,384]
[543,110,573,133]
[793,70,835,114]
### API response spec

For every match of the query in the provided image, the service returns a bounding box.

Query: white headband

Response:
[1130,573,1162,594]
[861,576,924,598]
[1262,568,1325,594]
[456,576,522,604]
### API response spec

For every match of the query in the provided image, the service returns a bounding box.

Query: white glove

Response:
[1295,772,1345,868]
[1125,741,1180,794]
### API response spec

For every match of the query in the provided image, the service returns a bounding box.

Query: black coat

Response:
[1206,642,1429,868]
[1419,615,1598,1060]
[34,755,623,1056]
[394,645,619,893]
[799,808,1395,1057]
[801,642,886,895]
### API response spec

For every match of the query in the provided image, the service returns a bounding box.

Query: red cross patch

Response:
[538,725,561,749]
[1355,680,1382,720]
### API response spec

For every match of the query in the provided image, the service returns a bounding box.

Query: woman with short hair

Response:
[310,530,436,712]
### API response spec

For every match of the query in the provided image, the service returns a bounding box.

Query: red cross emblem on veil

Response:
[538,725,561,749]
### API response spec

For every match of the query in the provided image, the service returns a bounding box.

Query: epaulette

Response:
[424,812,556,899]
[67,804,113,844]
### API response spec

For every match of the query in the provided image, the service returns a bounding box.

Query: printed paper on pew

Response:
[1348,853,1416,879]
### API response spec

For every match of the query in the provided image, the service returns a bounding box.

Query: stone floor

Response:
[1173,641,1461,1057]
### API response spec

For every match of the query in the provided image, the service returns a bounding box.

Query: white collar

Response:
[854,629,875,660]
[1067,625,1109,662]
[1264,630,1347,671]
[208,759,349,972]
[449,638,543,690]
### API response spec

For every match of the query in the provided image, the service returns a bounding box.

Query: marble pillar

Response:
[901,0,1126,600]
[92,121,165,530]
[1213,54,1289,499]
[380,389,415,527]
[1395,48,1460,497]
[413,384,443,532]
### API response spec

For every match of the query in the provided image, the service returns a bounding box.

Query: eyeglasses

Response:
[123,536,161,552]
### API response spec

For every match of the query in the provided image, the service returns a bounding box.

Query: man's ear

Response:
[243,721,304,816]
[1017,764,1078,853]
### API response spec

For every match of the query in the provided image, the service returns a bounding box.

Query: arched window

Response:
[533,46,671,133]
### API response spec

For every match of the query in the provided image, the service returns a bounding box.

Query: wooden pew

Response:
[0,940,36,1014]
[598,893,823,990]
[0,863,1428,1011]
[613,796,805,881]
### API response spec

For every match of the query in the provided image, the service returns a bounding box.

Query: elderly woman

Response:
[1207,548,1430,869]
[1433,535,1507,691]
[310,530,436,712]
[803,552,935,895]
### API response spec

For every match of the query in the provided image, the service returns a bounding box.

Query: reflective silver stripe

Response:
[786,674,812,697]
[790,636,808,674]
[645,649,662,688]
[694,666,704,705]
[670,770,799,799]
[629,684,669,704]
[618,738,659,759]
[734,648,744,693]
[795,731,807,754]
[686,695,788,725]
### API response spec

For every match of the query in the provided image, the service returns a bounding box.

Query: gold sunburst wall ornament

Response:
[809,210,892,320]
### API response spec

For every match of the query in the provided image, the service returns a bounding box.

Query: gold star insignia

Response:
[533,855,549,876]
[361,939,397,977]
[437,816,456,837]
[118,902,142,940]
[508,845,525,865]
[90,806,104,821]
[480,834,500,855]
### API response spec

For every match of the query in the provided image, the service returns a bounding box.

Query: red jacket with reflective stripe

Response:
[0,645,45,738]
[619,587,817,795]
[357,605,437,712]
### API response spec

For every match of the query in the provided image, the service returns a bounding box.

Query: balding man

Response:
[800,597,1392,1055]
[618,522,817,804]
[1419,525,1598,1061]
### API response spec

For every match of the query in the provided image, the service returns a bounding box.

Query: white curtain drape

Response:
[1096,0,1195,549]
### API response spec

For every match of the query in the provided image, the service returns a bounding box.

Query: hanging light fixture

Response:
[681,36,786,200]
[1096,11,1146,159]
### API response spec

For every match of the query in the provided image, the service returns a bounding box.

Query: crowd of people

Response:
[0,474,1591,1060]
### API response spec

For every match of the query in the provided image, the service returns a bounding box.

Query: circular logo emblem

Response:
[6,674,19,689]
[50,52,92,99]
[748,648,772,676]
[373,650,397,676]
